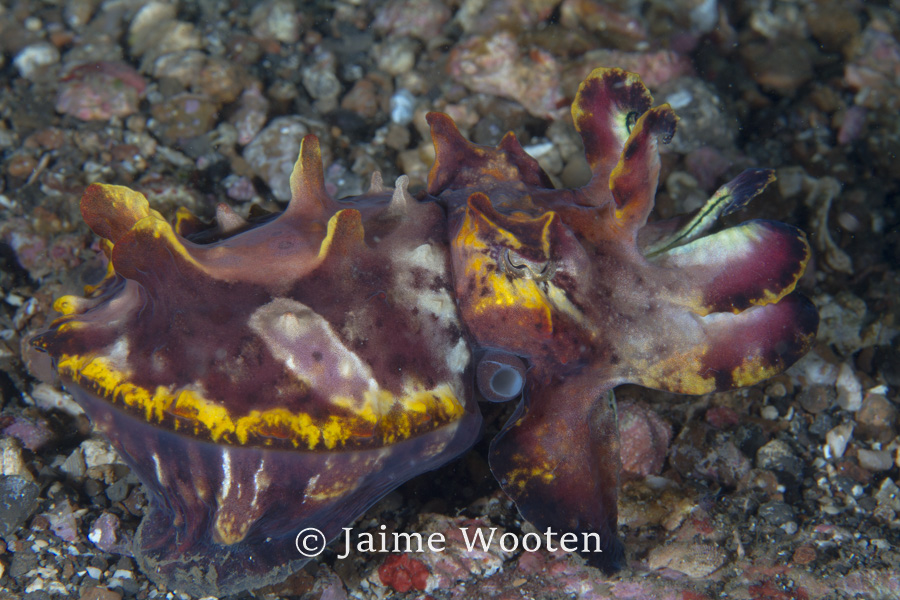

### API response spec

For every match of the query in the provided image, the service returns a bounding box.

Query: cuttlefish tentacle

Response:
[573,67,654,207]
[489,370,623,573]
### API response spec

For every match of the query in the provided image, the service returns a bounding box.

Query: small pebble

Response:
[390,89,416,125]
[373,0,451,40]
[759,501,795,526]
[151,50,206,87]
[0,437,32,479]
[61,449,87,479]
[0,476,40,537]
[706,405,740,429]
[856,449,894,472]
[250,0,301,44]
[88,513,122,553]
[230,84,270,145]
[766,381,787,398]
[825,423,854,459]
[854,394,898,442]
[46,499,81,543]
[64,0,97,28]
[129,3,201,62]
[223,175,257,201]
[617,401,672,480]
[760,405,780,420]
[740,39,814,96]
[13,42,60,79]
[836,363,863,411]
[793,544,817,565]
[80,439,120,469]
[342,77,383,120]
[375,38,418,76]
[79,586,123,600]
[647,541,726,577]
[6,155,37,178]
[798,384,835,414]
[302,49,341,111]
[756,439,803,482]
[2,416,55,452]
[150,93,219,142]
[196,57,244,104]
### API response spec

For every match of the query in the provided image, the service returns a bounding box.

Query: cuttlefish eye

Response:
[501,248,555,281]
[477,350,527,402]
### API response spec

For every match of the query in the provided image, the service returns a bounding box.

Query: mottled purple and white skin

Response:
[32,67,817,594]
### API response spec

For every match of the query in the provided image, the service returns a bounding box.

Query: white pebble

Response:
[31,383,83,416]
[825,423,854,459]
[792,351,838,386]
[666,89,693,110]
[390,89,415,125]
[13,42,60,79]
[80,439,121,468]
[857,449,894,472]
[32,539,49,551]
[0,437,33,479]
[836,362,862,411]
[760,405,780,420]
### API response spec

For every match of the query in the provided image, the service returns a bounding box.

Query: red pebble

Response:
[706,406,740,429]
[378,553,429,593]
[748,579,809,600]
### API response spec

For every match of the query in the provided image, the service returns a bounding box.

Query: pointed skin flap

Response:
[425,112,552,196]
[287,135,333,220]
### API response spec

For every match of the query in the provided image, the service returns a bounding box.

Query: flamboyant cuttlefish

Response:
[32,68,817,596]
